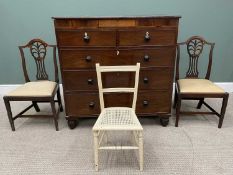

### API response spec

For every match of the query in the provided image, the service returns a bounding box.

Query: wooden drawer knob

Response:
[87,78,94,85]
[144,55,150,62]
[143,100,149,106]
[83,32,90,42]
[143,77,149,84]
[85,56,92,62]
[89,102,95,108]
[144,32,150,41]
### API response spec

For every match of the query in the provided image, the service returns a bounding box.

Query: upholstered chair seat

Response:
[8,81,57,97]
[178,79,224,94]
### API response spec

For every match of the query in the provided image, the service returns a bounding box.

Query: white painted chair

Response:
[93,63,143,171]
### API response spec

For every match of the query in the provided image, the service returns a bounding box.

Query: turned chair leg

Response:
[3,97,15,131]
[197,98,204,109]
[51,101,59,131]
[138,131,143,171]
[218,94,229,128]
[93,131,99,171]
[32,101,40,112]
[173,88,178,109]
[175,97,181,127]
[57,88,63,112]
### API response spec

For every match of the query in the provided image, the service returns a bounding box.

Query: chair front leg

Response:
[93,131,99,171]
[175,96,181,127]
[197,98,204,109]
[138,131,143,171]
[57,88,63,112]
[218,94,229,128]
[32,101,40,112]
[51,101,59,131]
[3,97,15,131]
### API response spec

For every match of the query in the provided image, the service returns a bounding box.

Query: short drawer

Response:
[65,93,100,116]
[57,30,116,47]
[119,47,175,67]
[60,47,175,69]
[119,28,177,46]
[136,90,171,114]
[60,49,120,69]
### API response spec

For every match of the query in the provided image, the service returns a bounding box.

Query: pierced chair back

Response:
[19,39,59,83]
[175,36,215,81]
[96,63,140,111]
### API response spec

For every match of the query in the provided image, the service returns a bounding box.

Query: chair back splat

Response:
[19,39,59,83]
[175,36,215,81]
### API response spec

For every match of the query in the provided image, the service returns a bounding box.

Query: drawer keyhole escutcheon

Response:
[144,32,150,41]
[83,32,90,42]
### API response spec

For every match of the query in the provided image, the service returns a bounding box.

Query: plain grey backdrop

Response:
[0,0,233,84]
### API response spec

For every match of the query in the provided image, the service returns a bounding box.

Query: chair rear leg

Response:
[57,88,63,112]
[3,97,15,131]
[175,96,181,127]
[173,88,178,109]
[51,101,59,131]
[218,94,229,128]
[197,98,204,109]
[32,101,40,112]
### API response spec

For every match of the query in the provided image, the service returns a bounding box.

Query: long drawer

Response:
[64,90,170,116]
[62,68,172,91]
[60,47,175,69]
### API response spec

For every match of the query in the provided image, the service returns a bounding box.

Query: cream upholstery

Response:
[7,81,57,97]
[178,79,224,93]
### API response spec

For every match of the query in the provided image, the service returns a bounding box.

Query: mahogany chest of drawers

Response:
[53,16,180,129]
